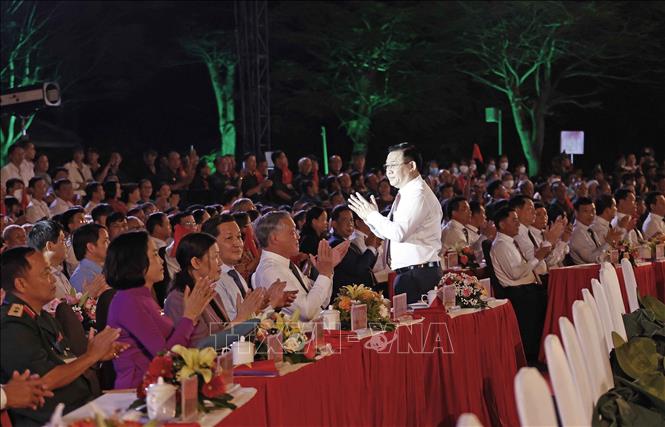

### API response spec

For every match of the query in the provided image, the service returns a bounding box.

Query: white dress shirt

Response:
[642,212,665,240]
[51,265,75,299]
[49,197,74,216]
[253,250,332,321]
[164,241,180,279]
[150,236,168,250]
[591,216,613,247]
[84,200,99,214]
[528,225,568,267]
[514,223,548,275]
[1,161,33,188]
[440,219,468,253]
[64,161,93,196]
[612,212,642,245]
[365,175,442,270]
[569,221,610,265]
[216,263,251,321]
[490,232,539,287]
[25,198,51,223]
[64,236,79,277]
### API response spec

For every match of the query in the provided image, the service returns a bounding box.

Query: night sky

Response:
[5,1,665,174]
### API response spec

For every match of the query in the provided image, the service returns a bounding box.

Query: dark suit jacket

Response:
[328,233,377,297]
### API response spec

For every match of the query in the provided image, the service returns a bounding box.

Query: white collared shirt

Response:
[365,175,442,270]
[591,216,613,247]
[25,198,51,223]
[49,197,74,216]
[490,232,539,287]
[64,236,79,277]
[514,223,548,275]
[441,219,468,253]
[611,212,641,246]
[528,225,568,267]
[1,161,33,188]
[150,236,168,250]
[253,249,332,321]
[216,263,251,321]
[642,212,665,240]
[64,161,93,195]
[569,221,609,265]
[50,265,75,299]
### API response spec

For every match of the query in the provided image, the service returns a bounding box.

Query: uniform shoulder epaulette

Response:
[6,303,36,319]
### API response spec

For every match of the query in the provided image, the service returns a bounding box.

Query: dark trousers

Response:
[503,284,547,364]
[394,266,443,304]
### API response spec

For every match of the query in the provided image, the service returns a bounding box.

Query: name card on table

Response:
[446,252,459,269]
[180,375,199,421]
[267,332,283,363]
[351,304,368,332]
[392,293,407,320]
[656,244,665,260]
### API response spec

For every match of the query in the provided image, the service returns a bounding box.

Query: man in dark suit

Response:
[328,204,378,297]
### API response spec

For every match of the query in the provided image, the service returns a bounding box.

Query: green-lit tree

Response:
[1,0,52,165]
[456,2,665,175]
[180,31,237,156]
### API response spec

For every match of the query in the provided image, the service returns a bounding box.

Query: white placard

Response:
[560,131,585,155]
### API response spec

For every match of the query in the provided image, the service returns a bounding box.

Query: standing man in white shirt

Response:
[25,177,51,223]
[642,191,665,241]
[570,197,622,265]
[612,189,642,245]
[440,196,472,253]
[64,147,93,197]
[349,143,443,303]
[253,211,349,321]
[490,207,550,363]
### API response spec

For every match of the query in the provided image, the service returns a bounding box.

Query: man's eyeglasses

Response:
[383,161,410,170]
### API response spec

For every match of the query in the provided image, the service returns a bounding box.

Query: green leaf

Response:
[638,372,665,403]
[641,295,665,323]
[614,337,660,380]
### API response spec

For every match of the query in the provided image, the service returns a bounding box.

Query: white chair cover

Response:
[544,335,590,426]
[620,258,640,313]
[600,261,626,315]
[514,367,558,427]
[592,278,627,343]
[559,316,595,419]
[590,279,616,352]
[572,300,614,398]
[456,413,483,427]
[581,288,606,352]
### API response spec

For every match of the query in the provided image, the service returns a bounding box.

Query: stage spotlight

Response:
[0,81,61,116]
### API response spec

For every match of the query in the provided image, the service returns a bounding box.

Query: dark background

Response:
[7,1,665,174]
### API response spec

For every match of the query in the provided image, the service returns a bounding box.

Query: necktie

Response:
[527,230,538,248]
[462,227,469,244]
[513,240,540,284]
[588,229,600,248]
[383,193,401,267]
[289,262,310,294]
[227,269,247,298]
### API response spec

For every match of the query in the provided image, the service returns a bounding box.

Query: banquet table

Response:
[222,300,525,427]
[538,261,665,362]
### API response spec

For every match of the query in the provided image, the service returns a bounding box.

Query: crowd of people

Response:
[1,138,665,425]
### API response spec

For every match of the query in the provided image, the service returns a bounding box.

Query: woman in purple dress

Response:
[105,231,215,389]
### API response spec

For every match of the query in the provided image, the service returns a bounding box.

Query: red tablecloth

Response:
[220,302,525,427]
[538,262,662,362]
[654,260,665,302]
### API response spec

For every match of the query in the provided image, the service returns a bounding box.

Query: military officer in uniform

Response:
[1,247,126,426]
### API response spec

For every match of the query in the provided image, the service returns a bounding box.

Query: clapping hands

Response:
[348,192,379,221]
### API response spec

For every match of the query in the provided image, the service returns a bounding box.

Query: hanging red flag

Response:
[471,144,484,164]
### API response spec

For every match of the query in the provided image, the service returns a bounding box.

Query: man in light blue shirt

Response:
[70,223,110,296]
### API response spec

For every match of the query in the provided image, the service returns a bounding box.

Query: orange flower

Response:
[338,296,352,311]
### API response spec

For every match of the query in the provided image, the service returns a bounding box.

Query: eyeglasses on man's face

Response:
[383,161,410,171]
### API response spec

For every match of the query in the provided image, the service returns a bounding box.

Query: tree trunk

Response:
[508,94,541,175]
[206,60,236,156]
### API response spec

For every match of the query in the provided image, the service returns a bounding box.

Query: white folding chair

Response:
[581,288,606,352]
[600,261,626,315]
[620,258,640,313]
[572,301,614,398]
[590,279,617,352]
[592,278,627,343]
[514,367,558,427]
[456,413,483,427]
[559,316,595,419]
[545,334,590,426]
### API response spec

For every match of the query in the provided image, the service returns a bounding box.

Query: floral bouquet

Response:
[131,345,236,413]
[454,244,480,268]
[438,272,488,309]
[332,284,395,331]
[616,239,639,266]
[252,309,317,364]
